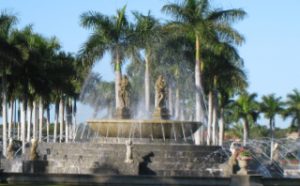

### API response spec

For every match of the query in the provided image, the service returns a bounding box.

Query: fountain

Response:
[87,75,201,140]
[1,76,300,186]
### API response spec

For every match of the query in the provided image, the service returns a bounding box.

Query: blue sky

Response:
[1,0,300,128]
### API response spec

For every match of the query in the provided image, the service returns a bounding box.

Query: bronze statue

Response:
[155,75,167,108]
[153,75,170,119]
[119,75,130,108]
[116,75,131,119]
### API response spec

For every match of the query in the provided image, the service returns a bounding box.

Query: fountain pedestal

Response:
[152,107,170,120]
[116,107,131,119]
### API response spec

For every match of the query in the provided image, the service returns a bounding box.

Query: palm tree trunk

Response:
[194,35,205,145]
[207,91,213,145]
[32,101,37,139]
[269,118,274,139]
[26,103,32,142]
[66,98,72,143]
[212,89,218,145]
[8,99,14,140]
[72,98,77,140]
[219,108,225,146]
[59,97,64,143]
[168,86,173,117]
[145,51,150,114]
[20,101,26,154]
[115,52,122,109]
[54,101,59,142]
[175,87,180,120]
[270,118,274,159]
[46,106,50,143]
[243,119,249,145]
[17,102,20,140]
[38,97,43,142]
[298,119,300,137]
[2,72,8,156]
[14,100,17,139]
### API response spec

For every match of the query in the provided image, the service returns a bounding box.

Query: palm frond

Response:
[80,11,111,30]
[208,9,247,23]
[79,31,108,64]
[214,22,245,45]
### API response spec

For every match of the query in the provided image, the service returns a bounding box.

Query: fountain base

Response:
[152,107,170,120]
[87,119,201,139]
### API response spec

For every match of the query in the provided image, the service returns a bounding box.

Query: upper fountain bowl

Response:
[87,119,201,139]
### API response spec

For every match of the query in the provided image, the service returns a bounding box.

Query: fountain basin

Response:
[87,119,201,139]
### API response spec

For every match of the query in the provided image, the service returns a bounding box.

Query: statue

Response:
[153,75,170,119]
[271,142,280,162]
[155,75,167,108]
[30,138,39,161]
[6,138,14,160]
[116,75,131,119]
[119,75,130,108]
[124,140,133,163]
[219,142,241,176]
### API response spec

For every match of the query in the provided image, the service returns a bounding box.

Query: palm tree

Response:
[80,5,130,109]
[284,89,300,137]
[0,11,19,155]
[260,94,284,139]
[162,0,246,144]
[260,94,284,159]
[10,26,50,150]
[48,51,76,142]
[131,11,162,114]
[233,92,259,145]
[202,41,247,145]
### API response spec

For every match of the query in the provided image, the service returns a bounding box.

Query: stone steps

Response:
[32,143,223,176]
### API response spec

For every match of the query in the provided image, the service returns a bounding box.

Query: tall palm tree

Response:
[217,66,247,146]
[202,41,247,145]
[10,26,51,150]
[0,11,19,155]
[131,11,161,114]
[233,92,259,145]
[260,94,284,139]
[162,0,246,144]
[48,51,76,142]
[80,5,130,109]
[284,89,300,137]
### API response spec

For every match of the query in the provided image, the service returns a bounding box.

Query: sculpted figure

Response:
[30,138,39,161]
[271,142,280,162]
[124,140,133,163]
[155,75,167,108]
[119,75,130,108]
[220,141,241,176]
[6,138,14,160]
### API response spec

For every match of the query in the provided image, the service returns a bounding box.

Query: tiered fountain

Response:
[87,75,200,140]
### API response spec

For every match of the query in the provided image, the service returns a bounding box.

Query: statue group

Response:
[116,74,170,119]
